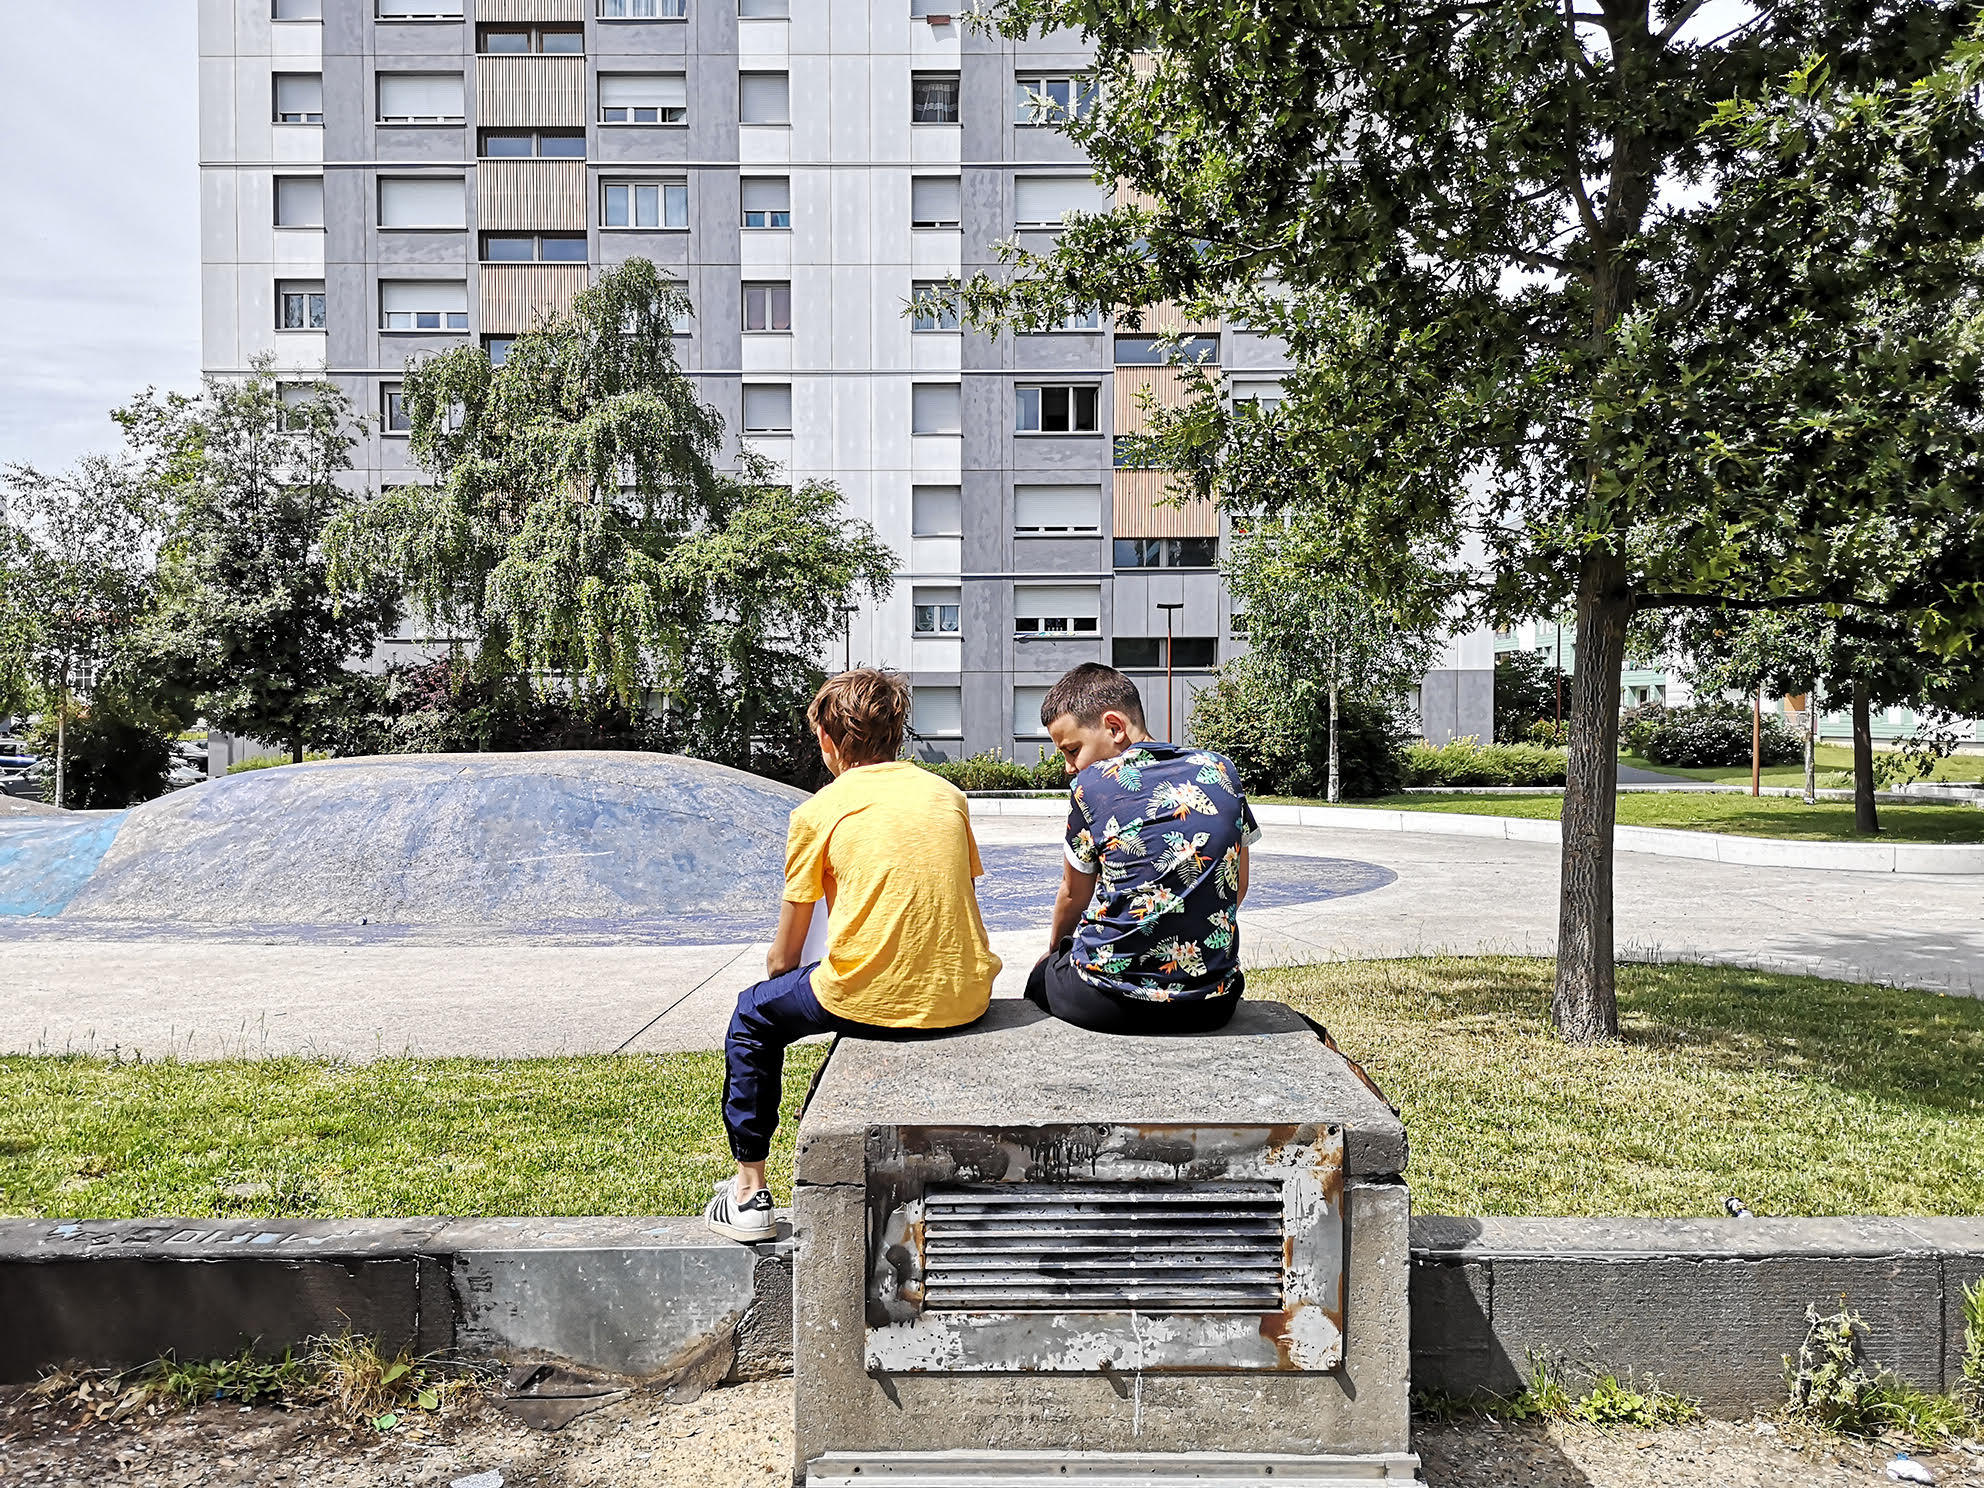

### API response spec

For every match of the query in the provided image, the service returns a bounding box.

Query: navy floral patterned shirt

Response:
[1064,741,1262,1002]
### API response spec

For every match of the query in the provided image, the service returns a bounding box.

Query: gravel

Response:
[3,1378,1981,1486]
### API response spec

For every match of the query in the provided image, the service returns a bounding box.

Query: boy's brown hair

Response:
[1040,663,1146,730]
[808,668,911,766]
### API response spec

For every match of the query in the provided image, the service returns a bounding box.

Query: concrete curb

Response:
[6,1215,1979,1418]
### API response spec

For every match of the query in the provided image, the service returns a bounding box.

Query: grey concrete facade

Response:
[200,0,1492,747]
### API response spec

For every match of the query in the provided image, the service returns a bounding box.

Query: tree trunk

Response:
[1750,688,1762,797]
[1803,686,1817,806]
[1851,679,1879,834]
[1553,550,1632,1045]
[291,737,305,765]
[54,653,69,811]
[1327,680,1341,804]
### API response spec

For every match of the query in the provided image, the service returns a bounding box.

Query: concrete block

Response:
[730,1239,797,1383]
[1615,825,1721,862]
[794,1000,1408,1187]
[1502,817,1561,844]
[1409,811,1510,839]
[1892,844,1984,876]
[1315,809,1407,832]
[1712,834,1894,873]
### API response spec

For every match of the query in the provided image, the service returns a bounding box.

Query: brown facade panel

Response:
[476,55,587,129]
[477,158,587,231]
[480,263,590,334]
[1112,470,1219,538]
[1112,366,1212,437]
[476,0,587,21]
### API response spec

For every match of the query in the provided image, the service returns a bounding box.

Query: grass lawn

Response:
[2,960,1980,1220]
[1621,745,1984,788]
[1287,790,1984,843]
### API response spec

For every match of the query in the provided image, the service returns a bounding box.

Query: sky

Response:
[0,2,201,474]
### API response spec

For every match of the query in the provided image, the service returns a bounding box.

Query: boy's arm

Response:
[766,898,814,979]
[1047,859,1097,956]
[1236,842,1250,904]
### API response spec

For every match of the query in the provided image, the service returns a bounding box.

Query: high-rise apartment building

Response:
[200,0,1492,760]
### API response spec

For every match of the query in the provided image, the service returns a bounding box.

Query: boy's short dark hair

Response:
[808,668,910,766]
[1040,663,1146,730]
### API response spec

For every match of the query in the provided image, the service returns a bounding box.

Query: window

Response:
[1115,636,1217,669]
[913,686,962,738]
[910,176,961,229]
[911,280,959,332]
[277,280,326,330]
[377,72,464,123]
[743,282,791,332]
[912,73,960,124]
[739,0,788,13]
[380,280,469,331]
[1014,73,1095,126]
[1013,686,1050,737]
[1014,484,1101,534]
[600,0,687,14]
[603,180,688,228]
[273,0,321,20]
[485,336,516,366]
[912,485,962,536]
[479,24,583,52]
[377,0,463,15]
[1114,537,1219,569]
[276,382,321,428]
[742,383,792,433]
[1013,175,1105,227]
[739,72,790,124]
[741,177,790,228]
[912,383,961,435]
[273,73,323,124]
[382,382,411,433]
[379,177,466,228]
[662,279,694,334]
[482,232,587,262]
[1231,376,1284,410]
[1014,585,1100,638]
[274,176,324,228]
[600,74,687,124]
[480,129,586,157]
[1032,306,1101,332]
[1115,334,1219,365]
[913,587,961,636]
[1015,384,1099,433]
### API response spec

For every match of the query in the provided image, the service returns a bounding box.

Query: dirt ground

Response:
[2,1377,1981,1487]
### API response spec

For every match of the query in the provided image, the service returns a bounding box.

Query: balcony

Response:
[480,263,590,334]
[477,54,587,129]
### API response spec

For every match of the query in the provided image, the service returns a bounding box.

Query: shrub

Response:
[1619,700,1669,755]
[1188,659,1409,799]
[24,690,180,809]
[1524,718,1570,748]
[1642,704,1802,769]
[916,749,1066,793]
[1404,738,1568,788]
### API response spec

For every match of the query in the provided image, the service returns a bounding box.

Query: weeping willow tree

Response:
[325,260,895,779]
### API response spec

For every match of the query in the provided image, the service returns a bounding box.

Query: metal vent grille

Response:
[920,1182,1284,1314]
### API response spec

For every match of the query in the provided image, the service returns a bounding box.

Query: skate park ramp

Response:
[8,753,807,939]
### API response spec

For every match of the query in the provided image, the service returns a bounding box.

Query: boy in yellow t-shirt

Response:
[704,668,1001,1242]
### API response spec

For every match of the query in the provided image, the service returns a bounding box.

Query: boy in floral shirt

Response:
[1026,663,1259,1034]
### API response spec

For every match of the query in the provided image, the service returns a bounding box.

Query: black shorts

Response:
[1023,939,1240,1035]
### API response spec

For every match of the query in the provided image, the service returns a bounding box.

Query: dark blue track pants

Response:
[722,962,875,1163]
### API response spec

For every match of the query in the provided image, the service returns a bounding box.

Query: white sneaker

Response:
[704,1179,776,1243]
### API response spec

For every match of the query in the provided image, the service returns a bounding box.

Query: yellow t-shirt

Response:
[784,760,1001,1029]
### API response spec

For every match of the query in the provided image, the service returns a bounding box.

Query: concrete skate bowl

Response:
[0,753,809,942]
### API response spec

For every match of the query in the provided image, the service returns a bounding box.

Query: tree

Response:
[118,372,399,764]
[1222,512,1441,801]
[958,1,1984,1041]
[0,456,157,806]
[324,259,896,780]
[1495,649,1571,744]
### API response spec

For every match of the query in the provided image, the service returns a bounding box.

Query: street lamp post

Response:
[1157,602,1185,742]
[839,605,860,673]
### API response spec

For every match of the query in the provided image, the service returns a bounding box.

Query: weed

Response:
[1785,1304,1982,1442]
[1414,1355,1697,1429]
[1963,1278,1984,1400]
[1570,1372,1699,1428]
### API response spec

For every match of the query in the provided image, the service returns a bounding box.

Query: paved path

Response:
[4,816,1979,1061]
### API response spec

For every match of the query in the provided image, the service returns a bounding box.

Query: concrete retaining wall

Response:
[6,1215,1978,1418]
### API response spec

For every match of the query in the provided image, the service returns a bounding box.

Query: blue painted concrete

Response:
[0,814,127,917]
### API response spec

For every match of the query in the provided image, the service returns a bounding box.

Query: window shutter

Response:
[1015,584,1101,618]
[380,281,468,313]
[739,73,791,124]
[741,178,790,212]
[1014,176,1104,225]
[911,177,961,226]
[1013,687,1051,736]
[378,72,463,120]
[378,177,466,228]
[275,74,322,115]
[599,74,688,109]
[914,687,962,736]
[911,384,961,434]
[743,384,793,432]
[276,177,324,227]
[1013,484,1100,532]
[912,485,962,536]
